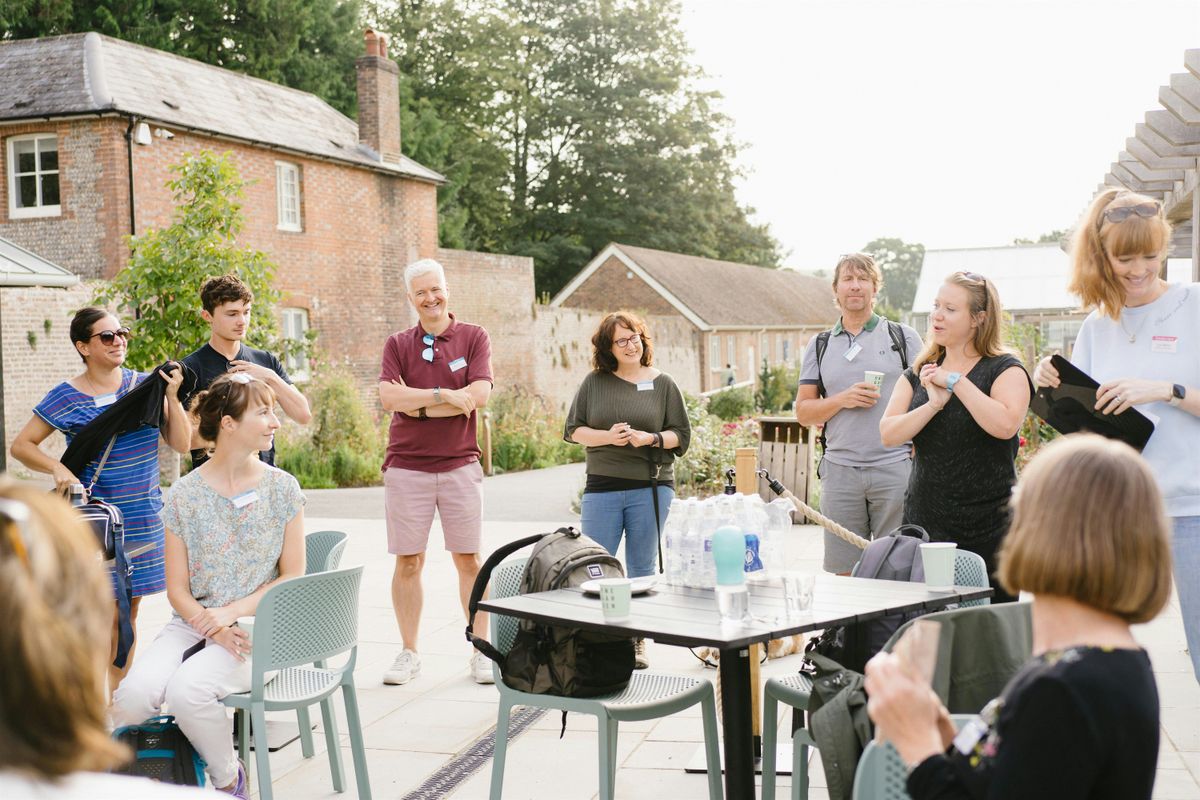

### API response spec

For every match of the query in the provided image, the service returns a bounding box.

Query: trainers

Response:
[220,759,249,798]
[471,651,495,684]
[383,649,421,685]
[634,638,649,670]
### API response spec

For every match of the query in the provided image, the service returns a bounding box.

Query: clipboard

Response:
[1030,355,1155,451]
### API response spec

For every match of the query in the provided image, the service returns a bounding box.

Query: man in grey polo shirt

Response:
[795,253,924,573]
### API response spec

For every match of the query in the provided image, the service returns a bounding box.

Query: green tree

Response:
[863,237,924,314]
[3,0,362,117]
[95,150,284,370]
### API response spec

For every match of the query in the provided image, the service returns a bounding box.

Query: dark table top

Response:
[478,574,993,650]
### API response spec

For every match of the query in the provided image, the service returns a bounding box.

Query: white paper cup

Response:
[598,578,633,623]
[236,616,255,647]
[864,370,885,391]
[920,543,957,590]
[781,572,816,618]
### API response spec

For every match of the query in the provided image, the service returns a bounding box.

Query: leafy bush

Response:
[706,386,755,420]
[276,365,385,488]
[675,394,759,498]
[485,387,585,473]
[755,360,799,413]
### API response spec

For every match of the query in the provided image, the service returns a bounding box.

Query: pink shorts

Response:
[383,461,484,556]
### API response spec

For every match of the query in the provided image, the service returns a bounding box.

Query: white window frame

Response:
[710,335,720,372]
[7,134,61,219]
[281,307,310,382]
[275,161,302,232]
[727,336,735,368]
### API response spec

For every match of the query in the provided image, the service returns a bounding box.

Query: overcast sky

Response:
[678,0,1200,271]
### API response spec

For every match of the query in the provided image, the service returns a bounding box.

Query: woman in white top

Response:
[0,484,204,799]
[112,374,305,797]
[1033,189,1200,683]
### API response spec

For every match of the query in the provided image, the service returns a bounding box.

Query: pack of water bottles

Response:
[662,493,794,587]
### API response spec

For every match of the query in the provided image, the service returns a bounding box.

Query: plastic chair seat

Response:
[224,666,339,709]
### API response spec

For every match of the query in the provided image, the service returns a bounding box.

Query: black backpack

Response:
[803,524,929,675]
[77,499,135,669]
[467,527,635,699]
[112,715,207,787]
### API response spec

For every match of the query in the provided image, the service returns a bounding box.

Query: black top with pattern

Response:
[908,646,1160,800]
[902,354,1029,544]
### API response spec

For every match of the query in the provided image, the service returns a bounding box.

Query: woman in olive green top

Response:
[565,311,691,582]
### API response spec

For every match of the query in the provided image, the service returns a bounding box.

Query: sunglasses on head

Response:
[1100,201,1161,227]
[955,271,989,310]
[88,327,131,345]
[422,333,435,363]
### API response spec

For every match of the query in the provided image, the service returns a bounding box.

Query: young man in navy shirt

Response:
[181,275,312,467]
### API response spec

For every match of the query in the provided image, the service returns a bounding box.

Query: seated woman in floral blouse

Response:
[112,373,305,798]
[865,433,1170,800]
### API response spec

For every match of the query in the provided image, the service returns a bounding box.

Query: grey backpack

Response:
[467,527,636,698]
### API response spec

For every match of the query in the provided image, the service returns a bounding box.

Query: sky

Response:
[678,0,1200,271]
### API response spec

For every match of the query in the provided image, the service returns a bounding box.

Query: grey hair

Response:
[404,258,447,293]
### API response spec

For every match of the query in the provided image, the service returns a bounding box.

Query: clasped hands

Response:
[606,422,656,447]
[919,364,951,410]
[187,605,251,661]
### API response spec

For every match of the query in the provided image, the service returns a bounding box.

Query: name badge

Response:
[636,381,654,391]
[94,393,118,408]
[952,716,989,755]
[843,343,862,362]
[231,490,259,509]
[1151,336,1178,354]
[449,357,468,372]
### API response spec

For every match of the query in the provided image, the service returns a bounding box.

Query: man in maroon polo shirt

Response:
[378,258,494,685]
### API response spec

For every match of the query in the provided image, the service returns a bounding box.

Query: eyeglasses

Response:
[87,327,131,345]
[0,497,33,570]
[421,333,435,362]
[955,271,989,310]
[1100,202,1161,227]
[614,334,642,349]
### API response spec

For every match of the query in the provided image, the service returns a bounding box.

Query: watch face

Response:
[1173,384,1186,400]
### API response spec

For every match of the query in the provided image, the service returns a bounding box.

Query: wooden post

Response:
[481,409,493,476]
[734,447,764,757]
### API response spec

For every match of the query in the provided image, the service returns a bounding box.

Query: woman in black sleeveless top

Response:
[881,271,1031,602]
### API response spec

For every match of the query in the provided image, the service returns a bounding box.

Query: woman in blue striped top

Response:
[11,307,191,693]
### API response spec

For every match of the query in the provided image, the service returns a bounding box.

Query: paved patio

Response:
[123,462,1199,799]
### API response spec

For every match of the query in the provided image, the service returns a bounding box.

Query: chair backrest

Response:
[852,740,909,800]
[305,530,349,575]
[251,566,363,676]
[489,558,528,657]
[952,549,990,607]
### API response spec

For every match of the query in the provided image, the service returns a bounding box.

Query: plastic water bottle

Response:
[762,499,793,575]
[662,499,685,585]
[681,499,703,587]
[739,494,767,578]
[712,524,750,624]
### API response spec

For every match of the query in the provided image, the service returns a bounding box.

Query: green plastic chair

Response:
[487,558,724,800]
[221,567,370,800]
[851,715,974,800]
[291,530,350,757]
[762,551,992,799]
[305,530,349,576]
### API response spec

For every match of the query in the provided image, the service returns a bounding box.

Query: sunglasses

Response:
[421,333,435,363]
[88,327,131,345]
[1100,202,1161,227]
[614,333,642,349]
[955,271,989,310]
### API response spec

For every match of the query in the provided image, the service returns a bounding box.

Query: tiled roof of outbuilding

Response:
[0,32,444,183]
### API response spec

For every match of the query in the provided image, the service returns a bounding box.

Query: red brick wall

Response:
[559,255,678,315]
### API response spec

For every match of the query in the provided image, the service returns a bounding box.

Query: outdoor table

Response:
[479,574,992,800]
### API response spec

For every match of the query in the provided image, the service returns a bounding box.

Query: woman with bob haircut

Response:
[1034,188,1200,683]
[112,374,305,798]
[864,433,1170,800]
[564,311,690,669]
[880,272,1031,602]
[0,484,203,798]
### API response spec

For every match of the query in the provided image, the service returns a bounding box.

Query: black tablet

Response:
[1029,355,1155,451]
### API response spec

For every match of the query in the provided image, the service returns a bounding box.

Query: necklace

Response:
[1118,312,1151,344]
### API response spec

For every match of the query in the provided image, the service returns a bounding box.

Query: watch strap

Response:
[418,406,428,419]
[946,372,962,393]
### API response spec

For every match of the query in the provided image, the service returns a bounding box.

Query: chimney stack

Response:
[356,29,401,164]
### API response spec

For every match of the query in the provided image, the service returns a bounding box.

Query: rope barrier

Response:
[757,468,870,551]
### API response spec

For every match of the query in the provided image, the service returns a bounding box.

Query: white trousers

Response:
[112,617,251,787]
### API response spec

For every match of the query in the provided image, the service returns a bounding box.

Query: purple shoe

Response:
[220,759,249,799]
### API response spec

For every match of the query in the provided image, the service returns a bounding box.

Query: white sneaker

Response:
[471,651,495,684]
[383,649,420,685]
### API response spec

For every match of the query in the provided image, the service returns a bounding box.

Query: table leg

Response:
[719,645,755,800]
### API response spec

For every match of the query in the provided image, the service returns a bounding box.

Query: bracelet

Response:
[418,406,428,420]
[433,386,442,404]
[653,432,663,448]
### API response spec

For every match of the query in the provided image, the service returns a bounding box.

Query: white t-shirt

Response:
[0,771,207,799]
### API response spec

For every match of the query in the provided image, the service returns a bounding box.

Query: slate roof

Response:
[0,235,78,287]
[0,32,443,183]
[565,243,837,329]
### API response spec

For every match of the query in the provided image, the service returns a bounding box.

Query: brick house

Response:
[550,243,838,392]
[0,30,462,391]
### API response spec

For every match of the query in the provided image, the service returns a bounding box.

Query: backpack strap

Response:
[814,331,832,398]
[886,320,910,370]
[84,435,117,498]
[465,527,576,663]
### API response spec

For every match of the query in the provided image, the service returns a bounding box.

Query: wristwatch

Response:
[418,406,428,420]
[945,372,962,393]
[1169,383,1186,407]
[433,386,442,404]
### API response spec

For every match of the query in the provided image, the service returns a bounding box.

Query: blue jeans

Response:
[580,486,673,579]
[1173,516,1200,683]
